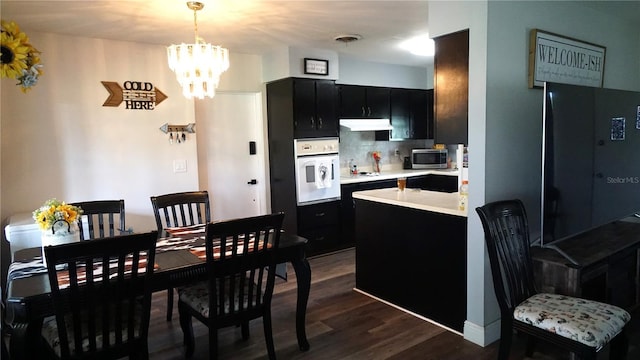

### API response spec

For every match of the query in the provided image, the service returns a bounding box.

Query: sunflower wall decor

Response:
[1,20,43,93]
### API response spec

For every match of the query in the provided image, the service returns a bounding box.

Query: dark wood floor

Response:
[146,247,639,360]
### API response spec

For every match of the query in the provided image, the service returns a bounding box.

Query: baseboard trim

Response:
[463,318,500,347]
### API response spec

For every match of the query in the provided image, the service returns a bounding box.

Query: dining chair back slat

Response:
[70,200,125,240]
[150,191,210,231]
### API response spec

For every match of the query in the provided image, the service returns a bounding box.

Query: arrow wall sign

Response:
[159,123,196,144]
[102,81,167,109]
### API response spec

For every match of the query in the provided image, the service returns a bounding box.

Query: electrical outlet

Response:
[173,159,187,173]
[394,149,400,156]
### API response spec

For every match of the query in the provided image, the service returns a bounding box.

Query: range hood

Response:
[339,118,393,131]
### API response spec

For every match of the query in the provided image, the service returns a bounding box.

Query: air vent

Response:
[334,34,362,44]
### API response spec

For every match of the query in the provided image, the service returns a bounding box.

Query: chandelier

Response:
[167,1,229,99]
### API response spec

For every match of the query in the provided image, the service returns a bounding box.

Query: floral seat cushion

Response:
[514,293,631,351]
[178,277,258,318]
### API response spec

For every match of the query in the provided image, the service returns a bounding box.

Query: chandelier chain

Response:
[193,6,198,43]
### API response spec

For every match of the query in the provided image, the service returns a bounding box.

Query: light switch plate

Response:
[173,159,187,173]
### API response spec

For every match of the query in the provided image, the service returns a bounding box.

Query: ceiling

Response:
[1,0,433,68]
[2,1,637,69]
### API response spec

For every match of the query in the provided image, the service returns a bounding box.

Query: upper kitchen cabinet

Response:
[411,89,434,139]
[267,77,338,139]
[339,85,390,119]
[376,88,433,141]
[434,29,469,145]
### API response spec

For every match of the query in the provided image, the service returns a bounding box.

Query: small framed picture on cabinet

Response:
[304,58,329,75]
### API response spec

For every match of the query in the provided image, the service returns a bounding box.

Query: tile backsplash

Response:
[339,128,434,174]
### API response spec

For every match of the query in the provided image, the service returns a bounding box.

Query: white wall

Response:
[428,0,492,346]
[0,30,271,238]
[485,0,640,230]
[0,32,197,233]
[262,46,340,83]
[336,54,432,89]
[262,46,431,89]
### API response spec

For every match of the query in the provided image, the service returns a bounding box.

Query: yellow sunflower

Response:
[1,20,43,92]
[2,20,22,37]
[1,31,30,78]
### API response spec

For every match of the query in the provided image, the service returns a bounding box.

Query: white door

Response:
[196,92,267,221]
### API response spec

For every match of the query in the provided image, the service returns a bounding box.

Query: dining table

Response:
[4,227,311,360]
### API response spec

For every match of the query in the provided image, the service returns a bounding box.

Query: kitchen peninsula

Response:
[353,187,467,332]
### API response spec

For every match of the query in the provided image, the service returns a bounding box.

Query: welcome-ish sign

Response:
[528,29,606,88]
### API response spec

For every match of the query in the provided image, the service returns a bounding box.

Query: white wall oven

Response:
[294,138,340,205]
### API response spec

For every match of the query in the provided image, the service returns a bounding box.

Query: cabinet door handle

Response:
[361,106,365,117]
[368,107,372,117]
[318,117,323,128]
[310,116,315,127]
[315,212,325,217]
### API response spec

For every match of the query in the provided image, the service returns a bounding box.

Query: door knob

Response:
[247,179,257,185]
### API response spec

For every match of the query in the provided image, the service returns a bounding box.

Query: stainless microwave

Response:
[411,149,448,169]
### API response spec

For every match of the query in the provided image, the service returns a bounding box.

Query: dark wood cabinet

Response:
[407,174,458,192]
[341,179,398,245]
[267,77,338,140]
[388,89,411,140]
[297,201,342,256]
[411,89,434,139]
[266,79,296,234]
[293,79,338,138]
[377,88,433,140]
[339,85,390,119]
[355,198,467,331]
[342,176,458,244]
[434,29,469,145]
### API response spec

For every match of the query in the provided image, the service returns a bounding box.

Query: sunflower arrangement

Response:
[1,20,43,93]
[33,199,83,231]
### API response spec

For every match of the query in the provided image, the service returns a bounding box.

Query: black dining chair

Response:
[150,190,211,321]
[476,199,631,360]
[70,199,126,240]
[1,295,9,360]
[41,231,157,360]
[177,213,284,359]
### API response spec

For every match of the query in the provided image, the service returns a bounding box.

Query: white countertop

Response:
[340,168,459,185]
[352,188,468,217]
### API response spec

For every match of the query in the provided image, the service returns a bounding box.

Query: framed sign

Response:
[304,58,329,75]
[528,29,606,88]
